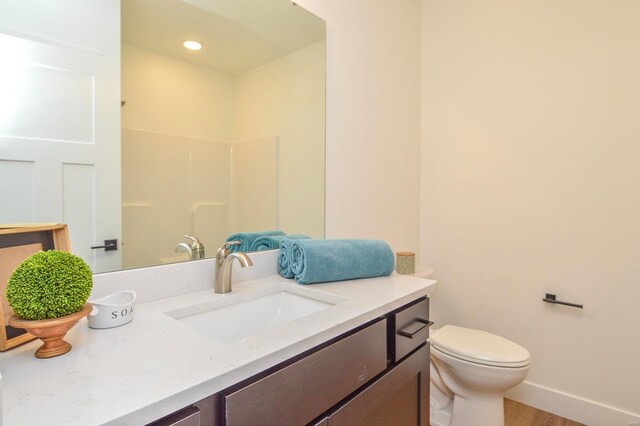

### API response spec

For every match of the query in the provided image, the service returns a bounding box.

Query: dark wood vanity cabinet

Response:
[150,406,202,426]
[149,297,431,426]
[317,297,431,426]
[321,344,430,426]
[225,320,388,425]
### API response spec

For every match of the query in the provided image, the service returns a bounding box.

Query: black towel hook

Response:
[542,293,583,309]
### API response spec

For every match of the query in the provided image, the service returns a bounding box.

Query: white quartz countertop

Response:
[0,273,436,425]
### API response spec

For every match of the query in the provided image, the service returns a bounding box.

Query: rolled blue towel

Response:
[226,231,285,252]
[250,234,310,252]
[287,239,394,285]
[278,238,296,278]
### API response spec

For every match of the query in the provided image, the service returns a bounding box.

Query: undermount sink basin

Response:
[166,284,346,343]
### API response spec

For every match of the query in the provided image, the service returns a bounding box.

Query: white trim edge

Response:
[506,381,640,426]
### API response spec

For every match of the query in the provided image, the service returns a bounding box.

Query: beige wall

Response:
[229,136,278,233]
[121,128,231,268]
[421,0,640,423]
[121,44,233,267]
[234,41,325,238]
[122,44,235,141]
[123,0,425,256]
[122,41,326,264]
[293,0,422,254]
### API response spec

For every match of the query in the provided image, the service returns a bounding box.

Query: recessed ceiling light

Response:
[183,40,202,51]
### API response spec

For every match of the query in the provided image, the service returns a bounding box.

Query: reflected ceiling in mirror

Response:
[122,0,325,75]
[120,0,326,270]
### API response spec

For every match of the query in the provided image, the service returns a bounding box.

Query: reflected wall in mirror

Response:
[0,0,325,274]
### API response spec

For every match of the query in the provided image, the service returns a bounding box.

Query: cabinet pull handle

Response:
[397,318,433,339]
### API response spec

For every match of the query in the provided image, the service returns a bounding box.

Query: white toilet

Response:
[429,325,531,426]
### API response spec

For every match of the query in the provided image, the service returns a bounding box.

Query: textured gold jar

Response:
[396,252,415,274]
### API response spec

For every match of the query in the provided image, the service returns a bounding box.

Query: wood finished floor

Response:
[505,399,586,426]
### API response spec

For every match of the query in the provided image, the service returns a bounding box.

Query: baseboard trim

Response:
[506,381,640,426]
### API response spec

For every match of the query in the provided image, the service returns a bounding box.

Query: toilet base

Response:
[430,397,452,426]
[430,381,453,426]
[450,391,505,426]
[430,382,506,426]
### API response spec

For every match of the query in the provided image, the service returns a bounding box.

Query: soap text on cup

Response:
[111,306,134,319]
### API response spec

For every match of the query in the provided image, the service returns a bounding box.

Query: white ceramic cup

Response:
[88,290,136,329]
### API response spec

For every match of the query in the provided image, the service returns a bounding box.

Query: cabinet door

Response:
[224,320,387,426]
[327,344,430,426]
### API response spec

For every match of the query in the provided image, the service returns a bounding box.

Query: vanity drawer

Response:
[394,297,431,362]
[148,406,201,426]
[224,319,387,426]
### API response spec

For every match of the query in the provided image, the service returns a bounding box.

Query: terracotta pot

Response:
[9,304,92,359]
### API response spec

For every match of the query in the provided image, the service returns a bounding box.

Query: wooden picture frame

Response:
[0,224,71,351]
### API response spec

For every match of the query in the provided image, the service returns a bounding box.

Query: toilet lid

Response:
[430,325,530,368]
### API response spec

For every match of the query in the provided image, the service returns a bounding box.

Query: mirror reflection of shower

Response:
[120,0,326,269]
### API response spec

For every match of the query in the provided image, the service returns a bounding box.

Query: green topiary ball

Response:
[6,250,93,320]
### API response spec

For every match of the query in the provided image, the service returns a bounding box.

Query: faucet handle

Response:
[216,241,241,260]
[184,235,200,244]
[184,235,205,259]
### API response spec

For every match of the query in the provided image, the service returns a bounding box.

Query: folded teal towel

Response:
[278,238,296,278]
[282,239,394,284]
[226,231,285,252]
[250,234,310,252]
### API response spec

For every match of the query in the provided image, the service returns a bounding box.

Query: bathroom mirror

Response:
[0,0,325,273]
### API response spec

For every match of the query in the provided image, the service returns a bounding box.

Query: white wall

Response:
[292,0,422,254]
[234,41,325,238]
[421,0,640,423]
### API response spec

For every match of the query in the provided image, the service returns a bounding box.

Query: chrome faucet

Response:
[215,241,253,293]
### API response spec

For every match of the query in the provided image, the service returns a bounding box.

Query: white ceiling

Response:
[122,0,325,75]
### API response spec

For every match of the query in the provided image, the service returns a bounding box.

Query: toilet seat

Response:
[431,325,530,368]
